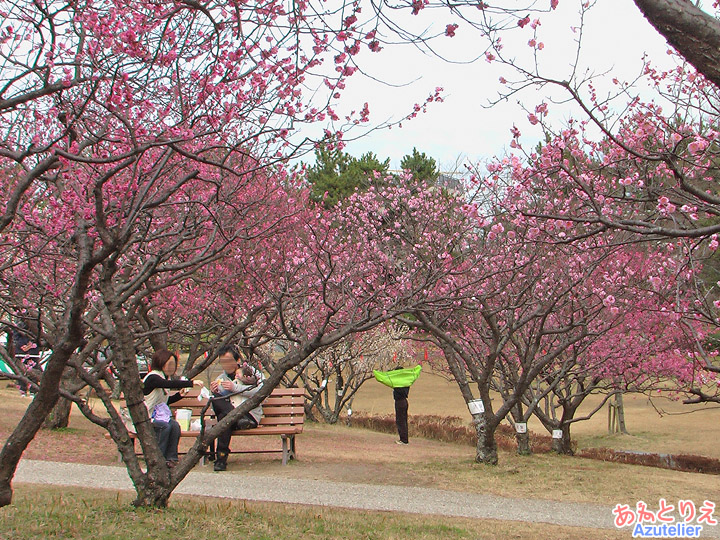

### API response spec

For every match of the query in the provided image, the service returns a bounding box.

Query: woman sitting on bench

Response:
[143,349,203,468]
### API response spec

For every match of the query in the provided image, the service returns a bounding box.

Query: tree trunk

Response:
[551,424,574,455]
[0,349,74,507]
[0,233,96,508]
[98,269,173,509]
[474,416,498,465]
[148,332,168,353]
[134,491,169,509]
[303,404,318,422]
[43,397,72,430]
[110,377,123,400]
[132,472,172,508]
[431,340,498,464]
[633,0,720,90]
[615,392,629,435]
[43,366,80,430]
[516,429,531,456]
[319,407,339,424]
[511,404,531,455]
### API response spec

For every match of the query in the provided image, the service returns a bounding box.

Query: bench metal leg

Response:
[281,435,289,466]
[281,435,297,465]
[290,435,297,460]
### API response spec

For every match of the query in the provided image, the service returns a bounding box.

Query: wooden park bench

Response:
[111,387,305,466]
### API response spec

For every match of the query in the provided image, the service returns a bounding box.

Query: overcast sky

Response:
[316,1,679,172]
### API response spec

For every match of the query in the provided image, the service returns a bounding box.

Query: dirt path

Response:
[13,459,720,538]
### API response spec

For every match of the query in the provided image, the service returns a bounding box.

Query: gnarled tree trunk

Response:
[43,367,82,430]
[634,0,720,89]
[511,404,531,456]
[44,397,72,430]
[0,242,96,508]
[0,348,75,507]
[551,423,574,455]
[474,414,498,465]
[515,428,531,456]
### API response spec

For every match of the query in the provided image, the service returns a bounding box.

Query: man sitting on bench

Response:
[210,346,265,472]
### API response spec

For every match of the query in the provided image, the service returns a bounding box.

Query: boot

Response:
[214,451,228,472]
[202,444,216,462]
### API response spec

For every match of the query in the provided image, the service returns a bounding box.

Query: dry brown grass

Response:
[352,368,720,457]
[0,384,118,465]
[349,411,720,475]
[2,381,719,508]
[349,412,554,452]
[243,422,720,506]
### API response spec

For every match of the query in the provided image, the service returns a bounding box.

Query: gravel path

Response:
[14,459,720,537]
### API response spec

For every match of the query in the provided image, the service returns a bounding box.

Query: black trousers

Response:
[395,397,409,443]
[211,398,258,455]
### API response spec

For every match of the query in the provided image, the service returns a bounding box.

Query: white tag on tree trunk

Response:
[320,379,328,389]
[347,408,352,416]
[337,388,343,396]
[552,429,563,439]
[468,399,484,415]
[515,422,527,434]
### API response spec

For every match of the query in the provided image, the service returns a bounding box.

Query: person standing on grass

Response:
[393,367,410,445]
[209,346,265,472]
[143,349,204,468]
[373,364,421,446]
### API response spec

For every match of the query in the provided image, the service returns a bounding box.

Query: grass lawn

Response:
[0,484,630,540]
[1,385,718,507]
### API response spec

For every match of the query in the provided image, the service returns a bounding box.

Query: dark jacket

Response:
[393,387,409,400]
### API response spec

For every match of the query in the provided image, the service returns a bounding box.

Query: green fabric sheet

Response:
[0,358,13,375]
[373,365,422,388]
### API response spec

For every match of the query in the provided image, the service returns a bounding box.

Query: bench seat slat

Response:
[179,426,304,437]
[232,426,304,435]
[108,424,304,439]
[258,417,305,426]
[171,399,209,408]
[205,418,304,427]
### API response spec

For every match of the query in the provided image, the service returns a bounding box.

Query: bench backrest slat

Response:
[262,397,305,407]
[260,405,305,416]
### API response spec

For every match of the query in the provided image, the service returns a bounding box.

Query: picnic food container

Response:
[175,408,192,431]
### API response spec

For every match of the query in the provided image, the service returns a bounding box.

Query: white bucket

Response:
[175,408,192,431]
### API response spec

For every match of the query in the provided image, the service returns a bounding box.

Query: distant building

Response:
[387,170,466,194]
[435,173,464,194]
